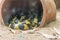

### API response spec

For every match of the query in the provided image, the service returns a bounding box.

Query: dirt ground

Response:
[0,9,60,40]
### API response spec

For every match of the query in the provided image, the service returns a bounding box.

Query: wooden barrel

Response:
[0,0,56,28]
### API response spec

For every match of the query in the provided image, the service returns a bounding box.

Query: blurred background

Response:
[55,0,60,9]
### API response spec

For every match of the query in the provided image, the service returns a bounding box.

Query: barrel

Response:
[0,0,56,28]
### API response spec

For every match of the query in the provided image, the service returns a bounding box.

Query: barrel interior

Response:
[2,0,43,29]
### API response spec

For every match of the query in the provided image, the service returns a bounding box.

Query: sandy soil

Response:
[0,9,60,40]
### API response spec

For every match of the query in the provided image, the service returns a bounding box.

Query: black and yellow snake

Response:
[8,15,39,30]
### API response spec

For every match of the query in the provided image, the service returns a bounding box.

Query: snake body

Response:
[8,15,39,30]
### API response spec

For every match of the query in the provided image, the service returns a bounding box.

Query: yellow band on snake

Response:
[24,24,29,30]
[14,24,20,30]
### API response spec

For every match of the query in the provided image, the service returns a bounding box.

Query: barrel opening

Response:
[2,0,43,30]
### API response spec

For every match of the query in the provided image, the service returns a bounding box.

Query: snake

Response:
[8,14,39,30]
